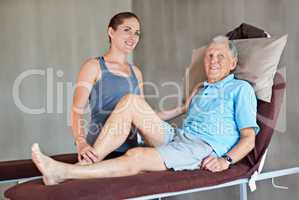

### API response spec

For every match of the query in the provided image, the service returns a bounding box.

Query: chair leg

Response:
[240,183,248,200]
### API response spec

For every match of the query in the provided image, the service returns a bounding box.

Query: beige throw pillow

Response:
[185,35,287,102]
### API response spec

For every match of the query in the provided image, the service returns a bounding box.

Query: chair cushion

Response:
[5,162,250,200]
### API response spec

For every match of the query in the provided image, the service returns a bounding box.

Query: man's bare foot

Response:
[31,143,65,185]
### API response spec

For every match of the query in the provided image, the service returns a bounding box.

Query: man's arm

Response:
[202,127,256,172]
[157,106,185,121]
[157,82,203,121]
[225,128,256,163]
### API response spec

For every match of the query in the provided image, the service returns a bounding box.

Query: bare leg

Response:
[32,143,166,185]
[93,94,168,161]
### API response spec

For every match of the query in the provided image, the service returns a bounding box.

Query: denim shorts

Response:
[156,121,216,171]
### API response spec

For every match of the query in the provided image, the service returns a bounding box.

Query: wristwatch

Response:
[222,155,233,165]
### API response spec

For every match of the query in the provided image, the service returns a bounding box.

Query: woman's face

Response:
[108,17,140,53]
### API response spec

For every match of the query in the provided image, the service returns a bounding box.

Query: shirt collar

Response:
[203,74,235,88]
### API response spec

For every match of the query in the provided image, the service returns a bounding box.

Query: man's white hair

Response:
[210,35,238,58]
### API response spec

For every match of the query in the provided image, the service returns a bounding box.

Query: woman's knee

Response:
[117,94,138,108]
[116,94,142,112]
[121,94,139,102]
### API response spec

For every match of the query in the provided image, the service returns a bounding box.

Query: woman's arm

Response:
[71,58,100,163]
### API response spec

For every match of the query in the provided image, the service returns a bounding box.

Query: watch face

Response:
[223,155,232,163]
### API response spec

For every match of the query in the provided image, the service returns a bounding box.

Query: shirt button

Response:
[204,93,208,95]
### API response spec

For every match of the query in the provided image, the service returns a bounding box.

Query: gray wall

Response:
[0,0,132,161]
[0,0,132,198]
[133,0,299,199]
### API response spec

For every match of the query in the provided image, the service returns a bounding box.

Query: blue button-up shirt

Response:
[180,74,259,157]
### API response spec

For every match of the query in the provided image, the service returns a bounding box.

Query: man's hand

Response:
[76,139,99,164]
[201,156,230,172]
[182,94,193,113]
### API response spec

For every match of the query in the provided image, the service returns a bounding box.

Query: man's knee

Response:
[125,147,145,162]
[122,147,146,174]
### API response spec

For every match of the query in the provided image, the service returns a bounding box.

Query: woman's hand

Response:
[76,139,99,164]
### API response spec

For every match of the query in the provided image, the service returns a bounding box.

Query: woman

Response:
[71,12,144,164]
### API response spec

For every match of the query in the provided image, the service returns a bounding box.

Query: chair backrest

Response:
[225,24,286,173]
[245,72,286,172]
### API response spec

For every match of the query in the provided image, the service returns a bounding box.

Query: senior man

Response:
[32,35,259,185]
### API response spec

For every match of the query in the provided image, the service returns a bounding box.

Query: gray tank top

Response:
[87,56,140,152]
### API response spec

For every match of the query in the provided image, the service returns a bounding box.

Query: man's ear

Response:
[230,57,238,70]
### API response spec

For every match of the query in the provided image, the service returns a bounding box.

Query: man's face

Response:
[204,42,237,83]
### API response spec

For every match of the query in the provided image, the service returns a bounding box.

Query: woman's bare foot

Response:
[31,143,66,185]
